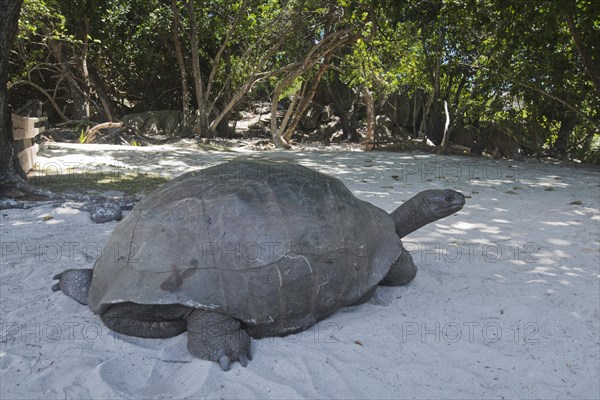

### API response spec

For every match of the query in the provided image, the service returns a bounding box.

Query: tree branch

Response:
[565,14,600,99]
[206,0,248,101]
[516,82,600,129]
[10,80,68,121]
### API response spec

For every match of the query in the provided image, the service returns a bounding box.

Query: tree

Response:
[170,0,190,127]
[5,0,599,162]
[268,1,371,148]
[478,0,599,157]
[270,27,358,147]
[10,0,118,122]
[1,0,26,192]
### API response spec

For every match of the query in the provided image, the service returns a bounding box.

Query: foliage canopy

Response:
[7,0,600,162]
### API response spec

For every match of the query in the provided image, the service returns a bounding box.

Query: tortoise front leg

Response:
[185,310,252,371]
[101,303,188,338]
[381,247,417,286]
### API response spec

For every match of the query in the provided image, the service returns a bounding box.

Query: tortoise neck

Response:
[390,193,435,238]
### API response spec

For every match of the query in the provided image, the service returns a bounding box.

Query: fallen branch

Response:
[85,122,123,143]
[449,144,471,153]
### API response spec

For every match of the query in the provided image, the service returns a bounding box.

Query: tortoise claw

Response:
[239,354,249,367]
[219,355,231,371]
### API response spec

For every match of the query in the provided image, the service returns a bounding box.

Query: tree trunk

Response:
[88,64,118,121]
[553,115,576,158]
[418,24,444,141]
[419,56,441,140]
[0,0,26,185]
[362,85,375,151]
[282,63,329,143]
[270,28,357,147]
[439,100,450,153]
[171,0,190,127]
[327,78,358,141]
[47,38,90,120]
[187,0,209,137]
[79,18,91,118]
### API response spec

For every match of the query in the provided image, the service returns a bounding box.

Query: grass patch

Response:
[29,171,169,196]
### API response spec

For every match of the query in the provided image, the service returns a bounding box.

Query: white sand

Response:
[1,142,599,399]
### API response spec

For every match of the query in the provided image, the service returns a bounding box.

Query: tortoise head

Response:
[390,189,466,238]
[419,189,466,220]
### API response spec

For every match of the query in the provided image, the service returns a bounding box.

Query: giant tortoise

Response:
[53,159,465,370]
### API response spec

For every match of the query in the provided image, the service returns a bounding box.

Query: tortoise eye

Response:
[444,193,454,202]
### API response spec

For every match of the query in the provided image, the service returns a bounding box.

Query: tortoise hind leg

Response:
[101,303,189,338]
[52,269,93,305]
[185,310,251,371]
[381,248,417,286]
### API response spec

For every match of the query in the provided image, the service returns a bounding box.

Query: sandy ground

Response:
[1,142,599,399]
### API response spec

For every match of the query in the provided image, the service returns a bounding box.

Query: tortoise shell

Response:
[88,160,402,335]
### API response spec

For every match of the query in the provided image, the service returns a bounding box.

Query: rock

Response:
[512,146,525,161]
[376,115,394,129]
[88,202,122,224]
[315,117,341,141]
[320,105,334,122]
[375,115,394,140]
[0,199,24,210]
[117,199,138,211]
[122,111,185,136]
[300,103,326,130]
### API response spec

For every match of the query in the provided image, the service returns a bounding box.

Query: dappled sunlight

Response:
[432,224,466,236]
[54,207,81,215]
[157,158,198,169]
[448,220,504,235]
[45,219,66,225]
[353,190,391,198]
[526,279,547,284]
[9,220,34,226]
[563,272,582,278]
[526,266,557,276]
[542,220,583,226]
[2,144,599,400]
[3,0,599,394]
[29,147,594,302]
[545,238,572,247]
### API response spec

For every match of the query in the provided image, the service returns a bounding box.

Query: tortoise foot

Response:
[51,269,93,305]
[186,310,251,371]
